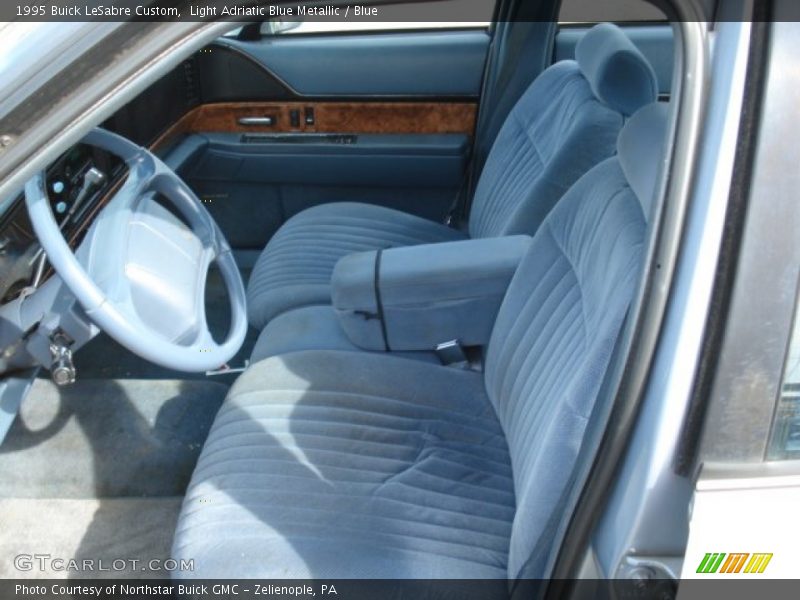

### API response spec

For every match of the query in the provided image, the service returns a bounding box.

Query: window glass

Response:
[559,0,666,23]
[768,289,800,460]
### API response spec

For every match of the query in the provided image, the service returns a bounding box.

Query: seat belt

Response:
[443,158,478,228]
[443,18,505,229]
[444,1,559,229]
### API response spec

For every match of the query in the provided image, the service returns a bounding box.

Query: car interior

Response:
[0,0,682,585]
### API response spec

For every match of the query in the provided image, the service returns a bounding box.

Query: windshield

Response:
[0,23,96,220]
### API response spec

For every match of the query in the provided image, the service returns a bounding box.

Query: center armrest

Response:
[331,235,531,352]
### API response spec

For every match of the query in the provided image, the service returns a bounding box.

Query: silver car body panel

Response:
[592,17,753,578]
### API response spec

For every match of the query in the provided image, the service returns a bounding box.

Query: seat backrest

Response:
[483,103,669,579]
[468,23,658,240]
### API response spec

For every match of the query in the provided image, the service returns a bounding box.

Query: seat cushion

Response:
[173,351,515,579]
[245,25,656,330]
[468,60,623,240]
[246,202,465,329]
[485,158,646,578]
[467,23,656,240]
[174,103,669,582]
[250,305,440,365]
[482,104,669,578]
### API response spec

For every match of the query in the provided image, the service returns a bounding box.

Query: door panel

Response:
[216,30,490,98]
[555,25,675,96]
[188,133,469,186]
[173,131,470,249]
[177,29,488,251]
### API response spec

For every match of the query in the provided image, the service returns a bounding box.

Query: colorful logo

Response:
[696,552,773,574]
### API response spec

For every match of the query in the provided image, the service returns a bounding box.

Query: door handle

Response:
[238,116,275,126]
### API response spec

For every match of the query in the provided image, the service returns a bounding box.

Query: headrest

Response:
[618,102,670,219]
[576,23,658,116]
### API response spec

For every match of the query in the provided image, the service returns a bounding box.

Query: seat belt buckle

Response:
[435,340,468,367]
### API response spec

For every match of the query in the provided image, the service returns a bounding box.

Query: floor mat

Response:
[0,378,227,498]
[0,497,183,579]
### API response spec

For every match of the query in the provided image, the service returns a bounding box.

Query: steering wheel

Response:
[24,128,247,372]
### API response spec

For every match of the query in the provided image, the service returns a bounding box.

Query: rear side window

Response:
[768,289,800,460]
[559,0,667,23]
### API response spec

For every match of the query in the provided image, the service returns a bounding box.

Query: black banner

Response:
[2,0,798,22]
[1,1,501,23]
[3,579,800,600]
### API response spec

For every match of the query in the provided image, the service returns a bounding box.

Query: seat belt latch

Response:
[435,340,468,367]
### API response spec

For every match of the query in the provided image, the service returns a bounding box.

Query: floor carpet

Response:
[0,378,227,498]
[0,378,228,579]
[0,227,261,577]
[0,497,183,578]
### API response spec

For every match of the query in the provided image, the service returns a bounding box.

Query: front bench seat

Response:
[172,103,669,581]
[245,23,658,329]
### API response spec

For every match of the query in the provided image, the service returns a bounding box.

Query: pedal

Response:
[205,360,249,377]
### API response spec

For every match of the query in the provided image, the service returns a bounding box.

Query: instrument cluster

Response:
[0,143,123,303]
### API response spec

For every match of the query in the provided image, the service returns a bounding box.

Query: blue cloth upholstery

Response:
[246,202,465,329]
[574,22,660,117]
[332,236,531,352]
[174,104,669,580]
[173,351,514,579]
[245,23,658,329]
[618,102,670,216]
[487,160,646,579]
[250,305,440,364]
[250,305,364,363]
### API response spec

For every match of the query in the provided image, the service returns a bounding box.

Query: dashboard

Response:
[0,52,201,306]
[0,144,123,303]
[0,41,285,374]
